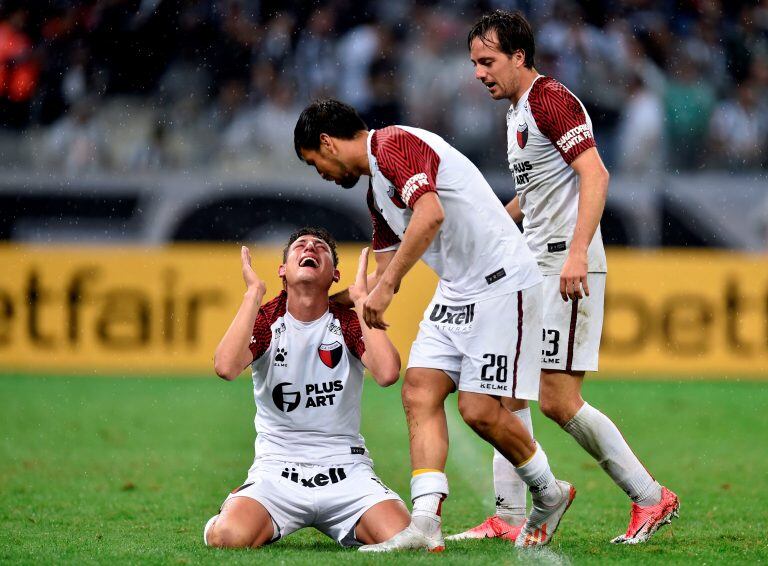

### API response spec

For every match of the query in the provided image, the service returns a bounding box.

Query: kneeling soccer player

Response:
[204,227,410,549]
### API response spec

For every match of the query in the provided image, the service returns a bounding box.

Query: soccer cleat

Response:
[358,523,445,553]
[515,481,576,548]
[610,486,680,544]
[445,515,523,541]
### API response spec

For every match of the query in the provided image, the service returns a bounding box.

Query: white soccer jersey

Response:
[247,291,371,466]
[506,75,607,275]
[366,125,542,305]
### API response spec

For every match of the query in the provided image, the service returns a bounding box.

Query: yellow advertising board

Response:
[0,245,766,377]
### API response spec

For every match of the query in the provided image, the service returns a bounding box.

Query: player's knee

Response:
[539,397,573,427]
[457,396,496,434]
[206,521,256,549]
[401,378,433,414]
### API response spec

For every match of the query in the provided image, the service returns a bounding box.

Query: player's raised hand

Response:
[241,246,266,296]
[363,280,394,330]
[560,252,589,301]
[349,247,370,307]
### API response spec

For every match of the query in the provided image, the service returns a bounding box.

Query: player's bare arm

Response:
[560,147,609,302]
[363,192,445,329]
[213,246,264,380]
[330,250,397,307]
[505,195,524,223]
[348,247,401,386]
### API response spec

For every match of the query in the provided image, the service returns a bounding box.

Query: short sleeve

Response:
[248,291,287,359]
[371,126,440,209]
[529,78,596,164]
[329,303,366,360]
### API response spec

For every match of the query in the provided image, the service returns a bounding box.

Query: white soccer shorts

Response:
[407,284,543,400]
[540,273,605,372]
[221,460,403,547]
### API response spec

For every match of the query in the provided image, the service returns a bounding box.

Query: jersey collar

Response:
[510,74,544,113]
[284,308,329,329]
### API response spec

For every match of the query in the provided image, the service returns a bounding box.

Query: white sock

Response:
[563,402,662,506]
[203,514,218,546]
[411,471,448,536]
[493,407,532,524]
[514,443,562,507]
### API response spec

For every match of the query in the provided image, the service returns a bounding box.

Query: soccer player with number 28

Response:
[295,99,575,551]
[453,10,679,545]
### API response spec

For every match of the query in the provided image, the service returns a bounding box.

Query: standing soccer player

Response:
[294,99,575,550]
[204,228,411,549]
[454,10,679,544]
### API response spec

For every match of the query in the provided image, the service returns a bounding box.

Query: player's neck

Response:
[350,131,372,176]
[510,68,539,106]
[285,285,330,322]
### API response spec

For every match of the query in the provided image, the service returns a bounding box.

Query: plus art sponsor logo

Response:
[511,160,533,186]
[272,382,301,412]
[271,380,345,411]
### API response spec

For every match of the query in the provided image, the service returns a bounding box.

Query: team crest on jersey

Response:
[387,184,406,209]
[318,341,343,369]
[517,122,528,149]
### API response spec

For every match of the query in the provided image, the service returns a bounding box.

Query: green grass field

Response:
[1,373,766,564]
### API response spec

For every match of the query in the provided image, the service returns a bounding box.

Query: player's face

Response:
[301,146,360,189]
[280,235,340,289]
[469,32,520,100]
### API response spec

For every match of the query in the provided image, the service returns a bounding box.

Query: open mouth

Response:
[485,82,497,91]
[299,257,319,268]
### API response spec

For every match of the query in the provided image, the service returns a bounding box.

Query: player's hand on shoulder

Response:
[241,246,266,297]
[351,246,394,329]
[560,252,589,302]
[349,247,370,308]
[363,282,394,330]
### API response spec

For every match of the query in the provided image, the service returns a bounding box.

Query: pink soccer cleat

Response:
[445,515,523,542]
[611,486,680,544]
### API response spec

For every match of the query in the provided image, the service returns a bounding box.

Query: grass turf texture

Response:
[1,374,766,565]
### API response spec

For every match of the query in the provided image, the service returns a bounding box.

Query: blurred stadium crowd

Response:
[0,0,766,175]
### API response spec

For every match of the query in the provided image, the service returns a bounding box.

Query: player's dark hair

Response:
[293,99,368,160]
[282,226,339,267]
[468,10,535,69]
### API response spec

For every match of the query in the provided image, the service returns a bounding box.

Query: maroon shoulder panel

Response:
[528,76,596,164]
[329,302,366,360]
[248,291,288,359]
[371,126,440,208]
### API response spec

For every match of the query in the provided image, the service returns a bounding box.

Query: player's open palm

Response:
[349,247,370,308]
[241,246,266,295]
